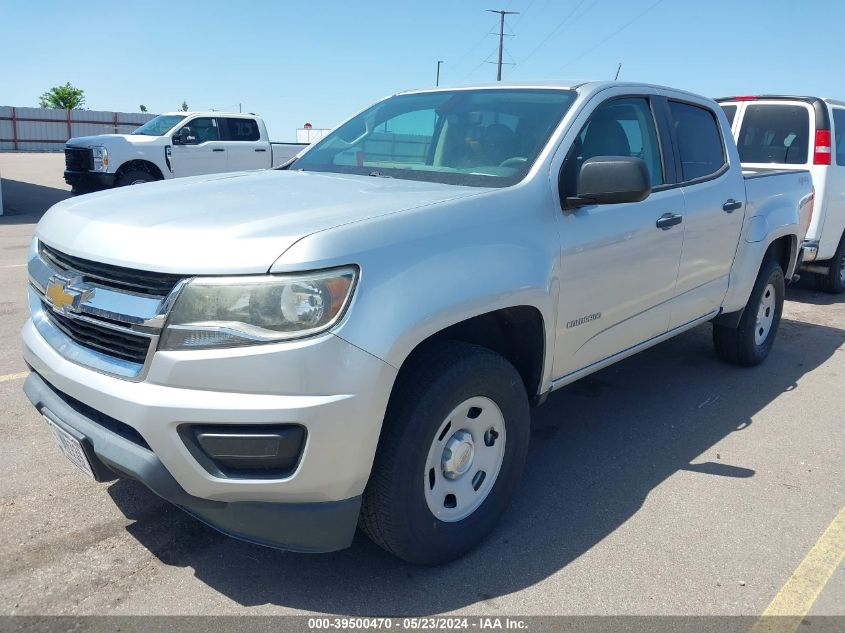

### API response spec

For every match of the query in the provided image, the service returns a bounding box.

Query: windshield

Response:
[132,114,187,136]
[290,89,577,187]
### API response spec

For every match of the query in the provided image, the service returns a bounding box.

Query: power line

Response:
[557,0,665,73]
[518,0,588,69]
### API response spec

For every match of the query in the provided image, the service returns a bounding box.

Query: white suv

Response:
[717,96,845,292]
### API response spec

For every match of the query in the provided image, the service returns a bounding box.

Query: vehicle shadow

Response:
[106,316,845,614]
[787,279,843,306]
[0,179,71,224]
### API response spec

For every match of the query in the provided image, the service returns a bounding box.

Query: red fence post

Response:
[11,107,18,150]
[66,109,72,141]
[113,111,118,134]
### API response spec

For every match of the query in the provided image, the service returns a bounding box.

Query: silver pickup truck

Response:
[22,81,813,564]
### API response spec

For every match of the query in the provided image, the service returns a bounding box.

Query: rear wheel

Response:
[816,234,845,294]
[713,258,785,366]
[115,169,156,187]
[360,342,530,565]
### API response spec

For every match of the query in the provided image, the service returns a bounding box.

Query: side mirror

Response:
[172,128,196,146]
[566,156,651,208]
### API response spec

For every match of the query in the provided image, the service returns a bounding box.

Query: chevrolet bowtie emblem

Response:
[45,276,95,314]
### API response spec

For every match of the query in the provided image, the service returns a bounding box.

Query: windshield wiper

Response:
[368,170,393,178]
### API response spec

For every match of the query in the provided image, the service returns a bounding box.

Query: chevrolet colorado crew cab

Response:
[24,81,813,565]
[718,95,845,292]
[63,112,305,193]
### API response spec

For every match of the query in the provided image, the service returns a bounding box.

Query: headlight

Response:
[159,267,357,351]
[92,146,109,172]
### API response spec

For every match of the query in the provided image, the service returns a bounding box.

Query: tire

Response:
[360,341,530,565]
[713,258,785,367]
[816,234,845,294]
[115,169,156,187]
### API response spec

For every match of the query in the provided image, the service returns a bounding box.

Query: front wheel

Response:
[360,342,530,565]
[713,258,785,366]
[115,169,156,187]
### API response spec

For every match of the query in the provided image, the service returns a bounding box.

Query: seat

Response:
[481,123,517,165]
[580,115,632,160]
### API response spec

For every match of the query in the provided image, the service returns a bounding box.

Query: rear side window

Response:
[222,118,261,142]
[721,105,737,127]
[737,104,809,165]
[833,109,845,166]
[668,101,726,181]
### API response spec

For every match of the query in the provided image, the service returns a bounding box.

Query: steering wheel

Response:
[499,157,528,168]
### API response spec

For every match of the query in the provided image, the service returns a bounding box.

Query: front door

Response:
[171,117,228,177]
[553,95,686,380]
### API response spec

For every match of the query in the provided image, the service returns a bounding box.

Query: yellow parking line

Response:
[0,371,29,383]
[750,506,845,633]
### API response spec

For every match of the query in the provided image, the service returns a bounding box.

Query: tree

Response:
[39,82,85,110]
[139,104,147,113]
[179,100,189,112]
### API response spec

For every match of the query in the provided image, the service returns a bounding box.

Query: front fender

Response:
[274,184,561,390]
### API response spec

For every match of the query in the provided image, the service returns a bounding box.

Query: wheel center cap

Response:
[442,430,474,480]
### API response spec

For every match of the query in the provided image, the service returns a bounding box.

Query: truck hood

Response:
[66,134,164,148]
[36,170,492,274]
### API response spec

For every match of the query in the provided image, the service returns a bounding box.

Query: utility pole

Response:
[436,60,444,87]
[487,9,518,81]
[239,103,242,113]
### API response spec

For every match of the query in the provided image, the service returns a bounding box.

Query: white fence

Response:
[0,106,155,152]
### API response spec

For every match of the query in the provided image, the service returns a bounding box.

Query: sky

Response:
[2,0,845,139]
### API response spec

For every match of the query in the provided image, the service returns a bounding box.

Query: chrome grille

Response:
[41,301,151,365]
[40,244,183,297]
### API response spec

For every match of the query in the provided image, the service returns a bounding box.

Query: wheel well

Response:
[765,235,795,275]
[115,160,163,181]
[400,306,546,402]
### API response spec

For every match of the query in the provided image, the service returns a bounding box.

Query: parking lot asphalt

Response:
[0,153,842,617]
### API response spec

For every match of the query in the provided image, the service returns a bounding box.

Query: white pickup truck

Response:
[25,82,813,564]
[63,112,306,193]
[717,95,845,292]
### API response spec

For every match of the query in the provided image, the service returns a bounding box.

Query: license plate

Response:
[43,415,95,479]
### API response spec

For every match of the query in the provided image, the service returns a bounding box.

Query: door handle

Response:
[723,199,742,213]
[212,148,225,152]
[656,213,683,230]
[254,148,267,152]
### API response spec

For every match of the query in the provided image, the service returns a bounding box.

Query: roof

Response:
[397,80,716,102]
[159,111,256,117]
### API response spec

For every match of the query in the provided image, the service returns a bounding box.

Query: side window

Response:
[571,97,664,187]
[834,109,845,167]
[720,105,737,127]
[668,101,726,181]
[181,117,220,144]
[222,117,261,142]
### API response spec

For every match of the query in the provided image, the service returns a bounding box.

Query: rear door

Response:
[171,117,229,177]
[666,99,746,329]
[823,107,845,259]
[219,117,269,171]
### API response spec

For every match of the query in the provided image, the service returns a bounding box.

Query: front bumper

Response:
[24,371,361,552]
[64,170,115,190]
[22,317,397,552]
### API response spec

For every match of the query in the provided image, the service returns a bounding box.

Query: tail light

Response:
[731,95,758,101]
[814,130,832,165]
